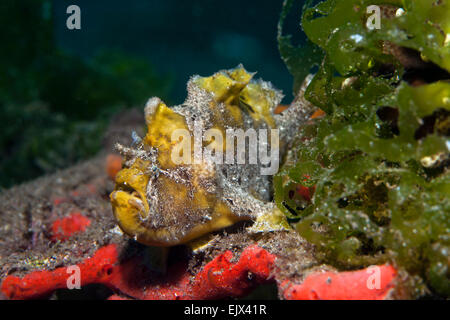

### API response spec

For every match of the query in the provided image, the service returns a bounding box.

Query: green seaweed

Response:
[276,0,449,297]
[278,0,324,94]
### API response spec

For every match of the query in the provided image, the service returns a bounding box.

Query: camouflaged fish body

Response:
[110,65,314,246]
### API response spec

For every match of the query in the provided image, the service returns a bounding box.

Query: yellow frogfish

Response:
[110,65,314,246]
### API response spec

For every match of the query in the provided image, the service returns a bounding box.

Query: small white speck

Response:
[109,226,124,236]
[395,8,405,17]
[350,34,364,44]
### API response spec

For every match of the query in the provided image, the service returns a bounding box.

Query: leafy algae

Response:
[276,0,449,297]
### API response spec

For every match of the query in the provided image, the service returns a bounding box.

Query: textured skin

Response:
[110,66,315,246]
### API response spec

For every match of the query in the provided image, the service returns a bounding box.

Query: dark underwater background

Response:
[0,0,307,189]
